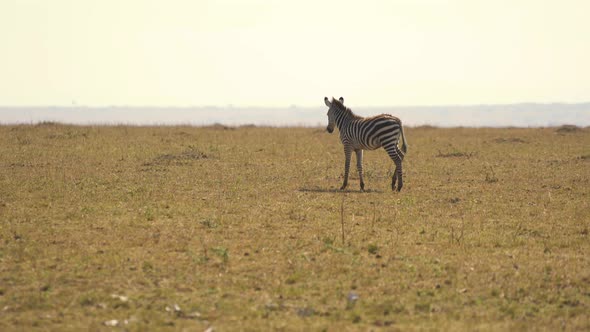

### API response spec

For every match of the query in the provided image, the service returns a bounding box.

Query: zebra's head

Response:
[324,96,344,133]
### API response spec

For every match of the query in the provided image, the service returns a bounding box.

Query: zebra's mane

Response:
[332,97,362,120]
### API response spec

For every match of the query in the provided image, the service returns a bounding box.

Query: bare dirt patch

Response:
[143,146,211,167]
[493,137,527,143]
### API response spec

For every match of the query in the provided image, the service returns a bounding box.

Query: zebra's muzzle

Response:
[327,126,334,133]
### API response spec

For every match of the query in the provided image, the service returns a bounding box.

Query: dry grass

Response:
[0,124,589,331]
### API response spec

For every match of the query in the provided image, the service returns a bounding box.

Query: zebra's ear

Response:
[324,97,331,107]
[339,97,344,103]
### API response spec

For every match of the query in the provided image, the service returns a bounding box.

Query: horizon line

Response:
[1,101,590,109]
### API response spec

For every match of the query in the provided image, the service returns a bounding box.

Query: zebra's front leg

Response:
[341,146,352,190]
[355,149,365,191]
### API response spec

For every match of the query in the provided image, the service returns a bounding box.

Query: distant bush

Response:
[556,125,581,133]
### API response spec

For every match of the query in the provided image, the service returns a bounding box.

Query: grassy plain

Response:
[0,124,589,331]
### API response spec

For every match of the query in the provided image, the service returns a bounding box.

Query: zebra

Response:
[324,96,408,192]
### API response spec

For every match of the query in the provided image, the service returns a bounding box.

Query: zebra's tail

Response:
[399,121,408,155]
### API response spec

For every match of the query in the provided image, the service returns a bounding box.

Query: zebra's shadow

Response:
[298,187,383,194]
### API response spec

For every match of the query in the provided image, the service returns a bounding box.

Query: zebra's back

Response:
[345,114,403,151]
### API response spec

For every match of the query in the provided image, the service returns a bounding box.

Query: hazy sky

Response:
[1,0,589,107]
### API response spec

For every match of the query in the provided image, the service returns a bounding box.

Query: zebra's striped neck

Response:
[332,101,361,130]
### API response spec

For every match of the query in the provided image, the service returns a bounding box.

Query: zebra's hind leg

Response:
[385,145,404,192]
[391,166,397,191]
[394,159,403,192]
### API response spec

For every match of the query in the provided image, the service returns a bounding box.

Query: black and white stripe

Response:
[324,96,408,192]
